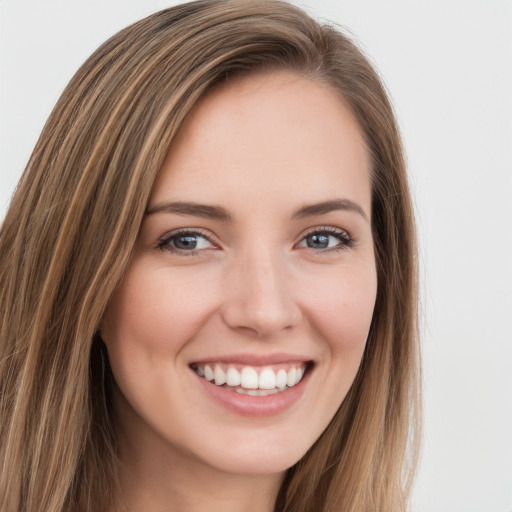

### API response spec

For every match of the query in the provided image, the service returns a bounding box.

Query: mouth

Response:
[190,361,312,397]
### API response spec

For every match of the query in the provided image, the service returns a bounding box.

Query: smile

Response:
[191,363,308,396]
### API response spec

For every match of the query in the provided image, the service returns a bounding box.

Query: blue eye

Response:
[158,230,215,254]
[297,228,353,251]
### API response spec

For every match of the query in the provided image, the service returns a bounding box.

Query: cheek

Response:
[101,276,223,441]
[103,263,219,357]
[301,263,377,357]
[101,263,222,420]
[288,262,377,447]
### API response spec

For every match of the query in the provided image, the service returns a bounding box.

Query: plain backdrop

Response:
[1,1,511,511]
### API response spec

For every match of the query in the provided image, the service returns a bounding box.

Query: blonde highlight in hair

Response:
[0,1,420,510]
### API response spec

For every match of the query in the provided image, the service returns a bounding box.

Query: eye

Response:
[157,229,216,254]
[296,227,353,252]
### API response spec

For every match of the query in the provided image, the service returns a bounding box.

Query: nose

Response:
[220,248,302,338]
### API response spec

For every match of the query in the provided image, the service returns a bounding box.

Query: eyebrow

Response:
[292,199,368,221]
[146,201,232,221]
[146,198,368,222]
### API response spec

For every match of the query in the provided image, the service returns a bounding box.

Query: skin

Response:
[101,70,377,512]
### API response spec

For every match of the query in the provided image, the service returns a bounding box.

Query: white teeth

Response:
[236,387,281,396]
[287,367,296,387]
[240,367,259,389]
[276,369,288,388]
[195,363,308,391]
[226,367,241,386]
[258,368,276,389]
[204,365,214,381]
[214,365,226,385]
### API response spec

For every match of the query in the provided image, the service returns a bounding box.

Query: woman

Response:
[0,1,420,511]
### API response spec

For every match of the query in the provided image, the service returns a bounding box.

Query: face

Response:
[101,71,377,477]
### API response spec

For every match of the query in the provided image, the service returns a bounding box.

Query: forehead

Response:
[151,70,371,216]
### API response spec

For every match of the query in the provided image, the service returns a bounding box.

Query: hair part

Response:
[0,1,420,510]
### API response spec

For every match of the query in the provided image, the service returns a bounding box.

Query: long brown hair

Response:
[0,1,420,510]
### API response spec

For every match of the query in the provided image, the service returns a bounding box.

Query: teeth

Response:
[194,363,308,392]
[214,366,226,385]
[236,387,282,396]
[276,369,287,388]
[204,365,214,381]
[226,367,241,386]
[240,367,259,389]
[287,367,296,387]
[258,368,276,389]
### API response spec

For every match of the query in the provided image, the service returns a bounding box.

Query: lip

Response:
[190,352,312,366]
[192,363,312,417]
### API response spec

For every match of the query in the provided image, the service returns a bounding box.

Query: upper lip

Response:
[190,353,313,366]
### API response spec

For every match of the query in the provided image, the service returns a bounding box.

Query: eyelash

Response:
[299,226,354,253]
[157,226,354,256]
[157,228,216,257]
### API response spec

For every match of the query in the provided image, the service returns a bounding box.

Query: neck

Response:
[116,461,283,512]
[114,443,284,512]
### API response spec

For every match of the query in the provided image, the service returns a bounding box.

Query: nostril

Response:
[221,300,302,338]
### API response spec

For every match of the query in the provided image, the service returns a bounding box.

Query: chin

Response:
[199,443,307,476]
[179,421,318,476]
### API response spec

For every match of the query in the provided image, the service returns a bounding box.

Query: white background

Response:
[1,2,511,511]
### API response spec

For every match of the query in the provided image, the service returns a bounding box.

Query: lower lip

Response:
[194,369,311,417]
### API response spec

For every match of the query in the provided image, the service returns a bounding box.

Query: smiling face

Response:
[101,71,377,478]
